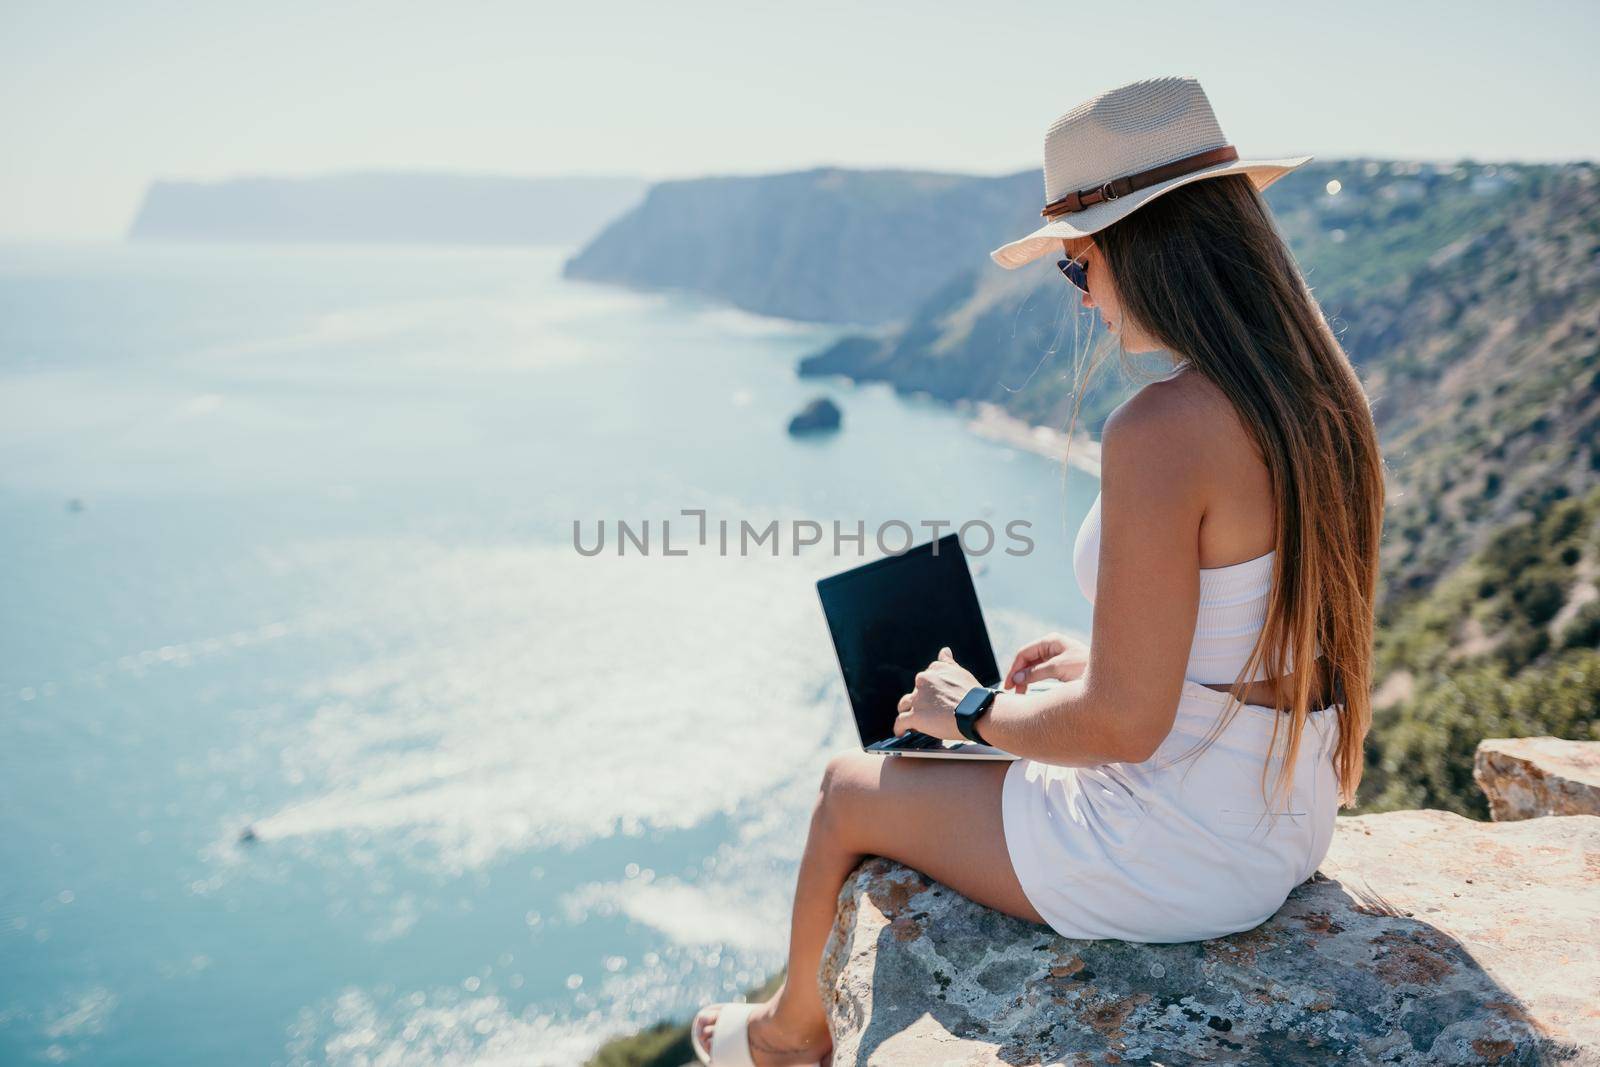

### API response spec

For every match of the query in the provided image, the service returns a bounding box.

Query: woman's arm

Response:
[992,387,1207,763]
[978,676,1140,765]
[899,384,1209,764]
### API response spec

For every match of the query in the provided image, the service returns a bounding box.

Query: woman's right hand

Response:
[1004,632,1089,693]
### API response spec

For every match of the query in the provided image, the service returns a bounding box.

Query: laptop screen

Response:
[816,535,1002,747]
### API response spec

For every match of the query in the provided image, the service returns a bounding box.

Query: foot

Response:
[695,997,832,1066]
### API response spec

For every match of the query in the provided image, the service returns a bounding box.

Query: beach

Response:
[967,401,1103,478]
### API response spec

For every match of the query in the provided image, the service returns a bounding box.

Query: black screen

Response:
[816,535,1001,746]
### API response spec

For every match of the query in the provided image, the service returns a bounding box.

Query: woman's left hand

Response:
[895,647,981,741]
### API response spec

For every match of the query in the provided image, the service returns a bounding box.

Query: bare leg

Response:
[696,751,1045,1064]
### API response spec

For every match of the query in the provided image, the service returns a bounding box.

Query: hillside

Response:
[1319,166,1600,812]
[126,172,646,245]
[562,166,1039,325]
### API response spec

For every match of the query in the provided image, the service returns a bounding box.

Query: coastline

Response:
[967,401,1102,478]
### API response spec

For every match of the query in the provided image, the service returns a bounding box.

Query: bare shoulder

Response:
[1101,368,1236,494]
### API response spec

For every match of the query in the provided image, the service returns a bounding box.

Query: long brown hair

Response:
[1060,174,1384,809]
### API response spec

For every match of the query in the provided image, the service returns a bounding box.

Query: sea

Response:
[0,242,1096,1065]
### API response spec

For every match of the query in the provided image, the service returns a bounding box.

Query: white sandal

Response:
[689,1001,821,1067]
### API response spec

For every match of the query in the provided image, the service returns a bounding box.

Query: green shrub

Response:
[585,973,785,1067]
[1365,488,1600,816]
[1361,648,1600,817]
[586,1022,696,1067]
[1561,601,1600,650]
[1512,573,1567,626]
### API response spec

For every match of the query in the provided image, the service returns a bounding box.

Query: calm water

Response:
[0,242,1095,1065]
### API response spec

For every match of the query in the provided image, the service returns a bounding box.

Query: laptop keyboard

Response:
[870,731,948,752]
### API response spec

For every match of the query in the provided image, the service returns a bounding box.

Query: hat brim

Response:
[988,154,1314,270]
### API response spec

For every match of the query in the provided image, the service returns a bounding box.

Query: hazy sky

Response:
[3,0,1596,239]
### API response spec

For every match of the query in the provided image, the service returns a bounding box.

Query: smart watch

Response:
[954,686,999,745]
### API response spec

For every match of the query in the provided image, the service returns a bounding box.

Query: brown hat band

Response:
[1041,145,1240,219]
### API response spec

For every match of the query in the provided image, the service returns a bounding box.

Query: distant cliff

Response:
[799,162,1600,438]
[562,166,1040,325]
[126,172,647,246]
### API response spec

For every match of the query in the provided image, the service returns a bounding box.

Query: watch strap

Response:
[955,686,998,745]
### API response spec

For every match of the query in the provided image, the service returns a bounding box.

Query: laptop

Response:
[817,534,1020,761]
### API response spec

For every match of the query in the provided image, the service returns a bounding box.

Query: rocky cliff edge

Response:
[820,740,1600,1065]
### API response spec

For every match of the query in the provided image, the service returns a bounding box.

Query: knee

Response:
[816,750,856,808]
[814,750,874,836]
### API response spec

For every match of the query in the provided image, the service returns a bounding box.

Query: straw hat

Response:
[990,76,1311,269]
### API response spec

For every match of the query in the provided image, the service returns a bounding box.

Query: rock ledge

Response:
[820,810,1600,1065]
[1475,736,1600,820]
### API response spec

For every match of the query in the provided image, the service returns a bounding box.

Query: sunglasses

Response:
[1056,255,1089,295]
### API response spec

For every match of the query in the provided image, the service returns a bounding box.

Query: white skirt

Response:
[1002,677,1342,943]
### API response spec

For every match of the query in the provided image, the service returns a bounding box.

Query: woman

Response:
[693,75,1384,1067]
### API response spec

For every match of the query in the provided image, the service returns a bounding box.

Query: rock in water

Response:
[819,810,1600,1065]
[788,397,842,436]
[1475,737,1600,820]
